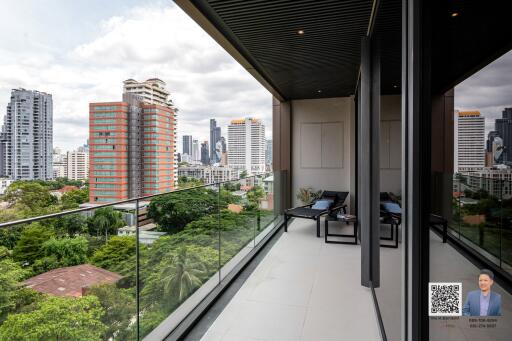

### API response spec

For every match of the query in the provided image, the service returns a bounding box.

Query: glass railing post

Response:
[254,175,257,248]
[499,179,503,269]
[135,198,140,341]
[217,182,222,284]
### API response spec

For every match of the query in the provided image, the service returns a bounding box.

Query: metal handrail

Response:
[0,172,274,229]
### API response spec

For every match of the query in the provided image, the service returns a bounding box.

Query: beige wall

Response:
[380,95,402,195]
[291,97,356,211]
[289,95,401,211]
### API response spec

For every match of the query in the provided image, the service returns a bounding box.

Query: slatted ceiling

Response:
[373,0,402,95]
[431,1,512,94]
[190,0,374,99]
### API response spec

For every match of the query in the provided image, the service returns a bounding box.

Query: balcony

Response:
[198,218,380,341]
[0,172,286,340]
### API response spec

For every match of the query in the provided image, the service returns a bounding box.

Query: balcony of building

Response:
[1,0,512,341]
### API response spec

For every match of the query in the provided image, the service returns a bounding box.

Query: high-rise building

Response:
[495,107,512,164]
[219,136,228,165]
[123,78,175,108]
[66,151,89,180]
[89,79,177,203]
[0,89,53,180]
[209,119,222,164]
[227,118,266,174]
[53,148,67,179]
[77,140,89,153]
[266,139,272,165]
[486,131,499,153]
[178,165,240,184]
[183,135,192,156]
[200,141,210,165]
[53,149,89,180]
[192,139,200,162]
[454,110,485,173]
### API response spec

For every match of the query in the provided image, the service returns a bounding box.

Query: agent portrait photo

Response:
[462,269,502,316]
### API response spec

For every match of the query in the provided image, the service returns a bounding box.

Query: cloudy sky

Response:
[0,0,272,152]
[455,50,512,134]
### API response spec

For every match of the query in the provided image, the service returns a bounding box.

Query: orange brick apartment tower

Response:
[89,79,177,203]
[89,102,129,202]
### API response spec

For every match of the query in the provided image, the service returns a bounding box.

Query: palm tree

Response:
[93,214,110,239]
[160,247,207,303]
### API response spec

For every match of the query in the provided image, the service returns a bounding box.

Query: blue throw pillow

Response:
[311,199,333,210]
[382,202,401,214]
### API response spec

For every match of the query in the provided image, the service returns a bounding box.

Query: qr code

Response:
[428,282,462,316]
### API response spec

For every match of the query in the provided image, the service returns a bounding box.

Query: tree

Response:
[42,177,84,191]
[222,182,241,192]
[61,189,89,209]
[4,182,57,211]
[90,236,138,286]
[0,259,37,322]
[0,208,25,225]
[141,245,218,313]
[178,176,203,189]
[53,214,88,236]
[245,185,265,211]
[147,188,218,232]
[0,246,10,259]
[239,170,248,179]
[31,237,88,274]
[0,225,24,250]
[12,223,54,265]
[0,295,106,341]
[87,207,125,238]
[87,284,135,340]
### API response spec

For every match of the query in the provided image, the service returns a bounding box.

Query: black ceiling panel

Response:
[431,1,512,94]
[192,0,375,100]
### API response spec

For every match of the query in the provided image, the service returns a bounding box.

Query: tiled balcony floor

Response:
[200,218,381,341]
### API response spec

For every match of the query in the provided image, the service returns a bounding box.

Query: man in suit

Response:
[462,269,502,316]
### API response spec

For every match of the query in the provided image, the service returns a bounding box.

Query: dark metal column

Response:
[359,36,381,288]
[272,97,292,212]
[403,0,431,339]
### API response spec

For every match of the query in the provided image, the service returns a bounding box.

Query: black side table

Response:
[325,215,358,244]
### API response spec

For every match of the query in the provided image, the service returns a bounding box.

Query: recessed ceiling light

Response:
[317,90,322,93]
[297,29,305,35]
[393,85,398,88]
[451,12,459,17]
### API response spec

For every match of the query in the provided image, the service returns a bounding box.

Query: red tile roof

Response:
[22,264,122,297]
[58,185,79,193]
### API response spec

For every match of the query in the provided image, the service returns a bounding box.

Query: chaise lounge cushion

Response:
[311,199,334,210]
[381,202,401,214]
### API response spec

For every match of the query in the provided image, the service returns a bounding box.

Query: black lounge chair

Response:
[284,191,349,237]
[380,192,401,248]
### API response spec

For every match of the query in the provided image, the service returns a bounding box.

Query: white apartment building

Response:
[456,167,512,199]
[192,139,200,162]
[122,78,178,187]
[0,89,53,180]
[0,178,14,195]
[227,118,266,174]
[178,165,240,184]
[53,150,89,180]
[52,148,67,178]
[53,160,67,178]
[454,110,485,173]
[123,78,175,108]
[66,151,89,180]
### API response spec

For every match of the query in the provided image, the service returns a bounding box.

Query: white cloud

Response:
[455,50,512,135]
[0,2,272,151]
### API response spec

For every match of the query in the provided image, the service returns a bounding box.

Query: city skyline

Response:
[455,50,512,135]
[0,0,272,151]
